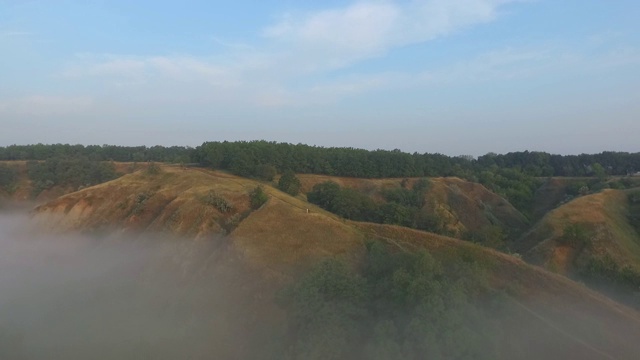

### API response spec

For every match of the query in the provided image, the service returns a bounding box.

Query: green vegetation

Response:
[145,162,162,175]
[255,164,277,182]
[278,170,302,196]
[629,190,640,234]
[558,223,592,248]
[276,241,507,360]
[26,157,118,195]
[581,254,640,297]
[249,186,268,209]
[0,143,192,163]
[6,142,640,217]
[476,167,541,218]
[307,179,457,235]
[201,190,233,213]
[0,164,18,189]
[463,225,507,250]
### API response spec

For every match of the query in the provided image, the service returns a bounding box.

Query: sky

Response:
[1,0,639,156]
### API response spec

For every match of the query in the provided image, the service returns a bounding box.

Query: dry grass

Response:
[519,189,640,274]
[297,174,528,239]
[30,165,640,351]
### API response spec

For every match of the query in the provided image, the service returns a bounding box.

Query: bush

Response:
[249,186,268,209]
[202,191,233,212]
[278,170,301,196]
[557,223,591,248]
[145,162,162,175]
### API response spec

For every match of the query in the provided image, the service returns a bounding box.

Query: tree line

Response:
[0,144,192,163]
[2,142,638,178]
[193,141,640,178]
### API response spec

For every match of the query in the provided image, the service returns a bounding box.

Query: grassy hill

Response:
[517,188,640,304]
[297,174,529,244]
[0,160,144,206]
[26,165,640,358]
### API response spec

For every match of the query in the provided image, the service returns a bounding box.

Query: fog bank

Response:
[0,212,267,360]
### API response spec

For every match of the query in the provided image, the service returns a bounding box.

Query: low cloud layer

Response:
[0,212,266,359]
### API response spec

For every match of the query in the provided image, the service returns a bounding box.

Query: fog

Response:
[2,210,640,360]
[0,212,269,360]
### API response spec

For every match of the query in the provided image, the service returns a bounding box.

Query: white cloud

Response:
[263,0,514,69]
[52,0,526,108]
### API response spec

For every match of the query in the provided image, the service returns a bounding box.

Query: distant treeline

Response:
[0,144,192,163]
[193,141,640,178]
[2,141,639,178]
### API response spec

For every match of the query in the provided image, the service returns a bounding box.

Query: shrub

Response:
[145,162,162,175]
[203,191,233,212]
[249,186,268,209]
[278,170,301,196]
[557,223,591,248]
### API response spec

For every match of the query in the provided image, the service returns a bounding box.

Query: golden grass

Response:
[31,165,640,339]
[521,189,640,274]
[297,174,528,239]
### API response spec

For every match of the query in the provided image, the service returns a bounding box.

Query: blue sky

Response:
[1,0,639,155]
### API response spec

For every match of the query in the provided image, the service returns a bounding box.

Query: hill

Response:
[517,188,640,303]
[26,165,640,358]
[530,176,640,220]
[0,160,144,206]
[297,174,529,245]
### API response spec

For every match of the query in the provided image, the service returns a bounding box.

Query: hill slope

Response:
[518,189,640,272]
[298,174,529,241]
[29,166,640,359]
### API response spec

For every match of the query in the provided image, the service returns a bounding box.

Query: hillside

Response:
[26,165,640,358]
[297,174,529,243]
[517,188,640,304]
[518,189,640,270]
[0,160,143,206]
[530,177,640,220]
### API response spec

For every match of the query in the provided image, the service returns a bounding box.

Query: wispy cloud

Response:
[55,1,521,108]
[0,95,93,116]
[59,0,639,112]
[262,0,513,70]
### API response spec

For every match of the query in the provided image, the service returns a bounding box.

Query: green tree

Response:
[278,170,301,196]
[591,163,607,181]
[255,164,277,181]
[249,185,268,209]
[307,181,341,209]
[0,164,18,188]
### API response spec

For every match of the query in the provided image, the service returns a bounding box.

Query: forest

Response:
[273,241,515,360]
[1,142,640,178]
[3,141,639,217]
